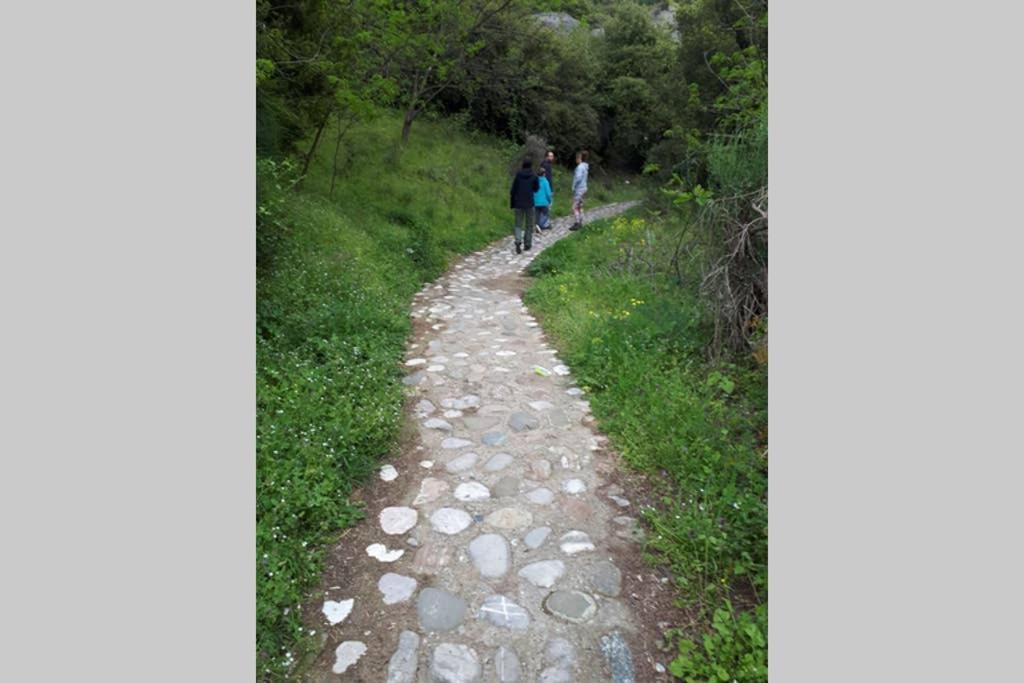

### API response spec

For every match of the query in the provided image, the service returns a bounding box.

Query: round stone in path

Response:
[481,431,507,446]
[454,482,491,502]
[402,370,425,386]
[528,400,554,411]
[495,645,522,683]
[387,630,420,683]
[523,526,552,549]
[525,487,554,505]
[562,478,587,494]
[559,530,595,555]
[442,437,474,449]
[518,560,566,588]
[492,476,520,498]
[367,543,405,562]
[380,507,418,535]
[417,588,467,632]
[378,573,418,604]
[478,594,531,630]
[485,507,533,530]
[445,452,478,473]
[430,507,472,535]
[380,464,399,481]
[508,412,540,432]
[543,590,598,623]
[468,533,510,578]
[484,453,514,472]
[332,641,367,674]
[414,478,451,506]
[430,643,481,683]
[588,561,623,597]
[424,418,454,431]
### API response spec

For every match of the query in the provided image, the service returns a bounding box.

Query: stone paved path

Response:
[315,202,663,682]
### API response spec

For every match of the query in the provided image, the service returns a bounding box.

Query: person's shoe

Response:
[569,222,580,231]
[535,224,542,235]
[515,242,522,254]
[524,244,532,251]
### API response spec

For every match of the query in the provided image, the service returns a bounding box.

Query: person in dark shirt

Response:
[509,158,540,254]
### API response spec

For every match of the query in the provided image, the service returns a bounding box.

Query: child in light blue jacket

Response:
[534,171,553,231]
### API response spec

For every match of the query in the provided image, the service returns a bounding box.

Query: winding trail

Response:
[306,201,676,682]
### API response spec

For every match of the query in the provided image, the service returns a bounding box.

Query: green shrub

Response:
[668,602,768,682]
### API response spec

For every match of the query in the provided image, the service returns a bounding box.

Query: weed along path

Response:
[304,201,679,683]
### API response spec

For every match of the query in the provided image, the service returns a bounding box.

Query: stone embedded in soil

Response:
[588,561,623,597]
[484,453,514,472]
[481,431,507,446]
[387,630,420,683]
[416,399,437,416]
[529,459,553,480]
[380,507,419,535]
[478,594,531,630]
[468,533,510,578]
[553,364,571,375]
[561,478,587,494]
[424,418,454,431]
[378,573,418,604]
[492,476,520,498]
[412,543,452,575]
[420,460,435,468]
[454,482,491,502]
[430,507,473,535]
[559,530,595,555]
[566,387,583,396]
[543,590,598,623]
[367,543,405,563]
[430,643,481,683]
[445,452,478,473]
[380,464,399,481]
[321,598,354,625]
[508,412,540,432]
[528,400,554,411]
[443,409,464,418]
[495,645,522,683]
[485,507,533,530]
[600,632,636,683]
[518,560,566,588]
[414,478,451,506]
[609,495,631,508]
[332,641,367,674]
[417,587,467,632]
[405,358,427,366]
[403,371,425,386]
[442,437,474,449]
[523,526,552,549]
[525,487,554,505]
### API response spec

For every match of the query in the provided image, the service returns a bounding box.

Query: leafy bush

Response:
[668,602,768,682]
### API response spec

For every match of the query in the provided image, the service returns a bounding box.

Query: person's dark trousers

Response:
[514,207,535,249]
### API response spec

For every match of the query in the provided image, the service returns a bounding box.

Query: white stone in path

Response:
[380,465,398,481]
[559,530,596,555]
[321,598,353,625]
[441,437,474,449]
[423,418,453,431]
[484,453,514,472]
[495,646,522,683]
[430,507,473,535]
[405,358,427,366]
[529,400,554,411]
[367,543,405,562]
[523,526,552,549]
[495,350,516,357]
[566,387,583,396]
[427,364,446,372]
[562,478,587,494]
[553,364,571,375]
[454,482,491,502]
[387,631,420,683]
[525,487,554,505]
[332,641,367,674]
[445,452,478,473]
[380,507,418,535]
[468,533,510,578]
[478,594,531,630]
[413,478,450,506]
[431,643,481,683]
[518,560,566,588]
[378,573,418,604]
[443,409,463,418]
[420,460,434,468]
[485,507,533,529]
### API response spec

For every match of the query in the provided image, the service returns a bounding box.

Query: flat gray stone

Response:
[523,526,552,549]
[484,453,514,472]
[545,637,577,667]
[492,475,520,498]
[403,371,425,385]
[588,561,623,597]
[468,533,510,577]
[430,643,481,683]
[600,632,636,683]
[424,417,454,431]
[525,487,554,505]
[387,630,420,683]
[485,507,533,530]
[414,478,451,506]
[380,507,418,535]
[442,437,474,449]
[417,587,467,632]
[518,560,566,588]
[562,478,586,494]
[416,399,436,416]
[559,530,595,555]
[430,507,473,535]
[481,431,507,446]
[478,594,530,630]
[543,590,597,623]
[378,572,418,604]
[495,645,522,682]
[609,495,630,508]
[445,452,478,473]
[463,415,500,431]
[454,481,491,502]
[332,641,367,674]
[508,412,540,432]
[548,410,569,427]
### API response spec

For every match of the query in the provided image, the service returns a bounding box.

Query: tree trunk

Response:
[298,110,331,187]
[400,106,418,145]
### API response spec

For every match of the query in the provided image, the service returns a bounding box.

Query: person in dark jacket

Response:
[541,150,555,193]
[510,158,540,254]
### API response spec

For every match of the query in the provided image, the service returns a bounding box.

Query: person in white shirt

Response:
[569,150,589,231]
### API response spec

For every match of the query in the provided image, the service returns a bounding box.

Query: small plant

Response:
[668,602,767,683]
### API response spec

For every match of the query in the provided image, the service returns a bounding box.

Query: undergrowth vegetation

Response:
[525,204,767,680]
[256,110,641,679]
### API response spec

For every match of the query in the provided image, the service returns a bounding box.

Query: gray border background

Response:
[1,1,1022,680]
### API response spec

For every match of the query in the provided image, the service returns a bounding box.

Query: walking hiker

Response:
[534,166,553,231]
[542,150,555,194]
[569,150,589,231]
[510,158,539,254]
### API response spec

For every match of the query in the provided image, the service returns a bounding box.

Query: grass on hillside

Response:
[524,208,768,681]
[256,109,643,679]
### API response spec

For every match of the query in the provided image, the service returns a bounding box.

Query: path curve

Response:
[307,201,675,683]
